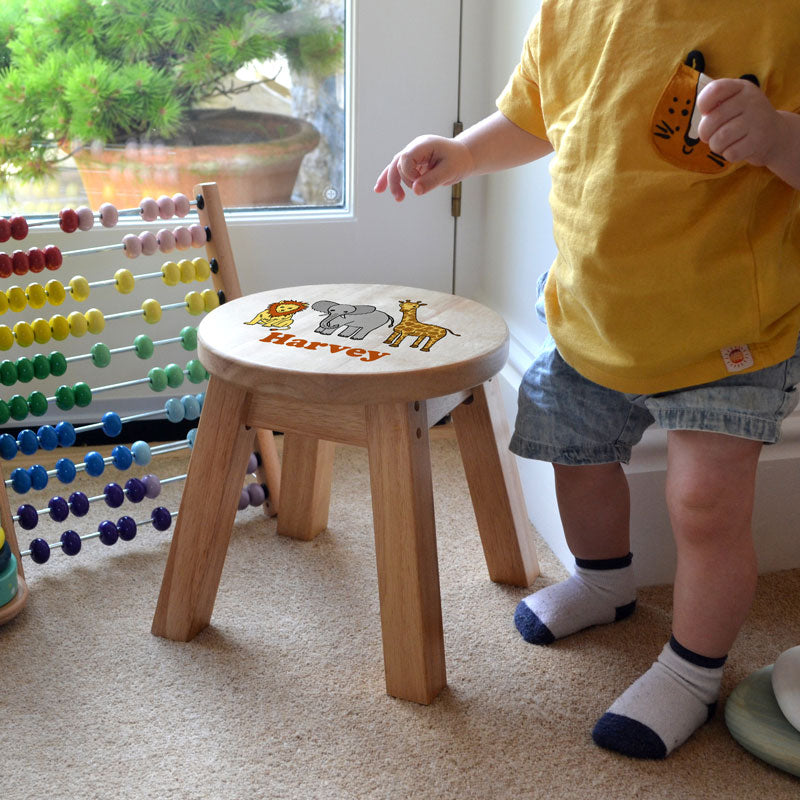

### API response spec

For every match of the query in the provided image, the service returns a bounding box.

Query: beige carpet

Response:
[1,436,799,799]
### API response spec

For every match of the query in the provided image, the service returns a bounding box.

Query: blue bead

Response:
[37,425,59,451]
[196,392,204,412]
[60,529,81,556]
[117,516,137,541]
[11,468,31,494]
[181,394,201,420]
[28,464,48,491]
[48,496,69,522]
[187,428,197,447]
[55,457,77,484]
[69,491,90,517]
[29,537,50,564]
[101,411,122,437]
[17,504,38,530]
[111,445,133,471]
[0,433,17,460]
[16,429,38,456]
[98,520,118,546]
[131,441,151,466]
[84,451,105,477]
[55,421,76,447]
[151,506,172,531]
[164,397,184,423]
[124,477,146,503]
[104,482,125,508]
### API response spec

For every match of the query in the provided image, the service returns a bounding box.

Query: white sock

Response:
[514,554,636,644]
[592,636,726,759]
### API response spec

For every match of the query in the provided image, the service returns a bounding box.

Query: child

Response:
[374,0,800,759]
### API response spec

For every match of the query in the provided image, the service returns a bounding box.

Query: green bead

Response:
[55,384,75,411]
[27,390,48,416]
[134,334,154,359]
[186,359,207,384]
[0,399,9,425]
[32,353,50,380]
[148,367,168,392]
[8,394,28,421]
[15,357,33,384]
[49,351,68,377]
[0,360,17,386]
[73,381,92,407]
[91,342,111,368]
[165,363,184,388]
[180,326,198,351]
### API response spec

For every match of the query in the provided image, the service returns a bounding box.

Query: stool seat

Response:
[153,283,539,704]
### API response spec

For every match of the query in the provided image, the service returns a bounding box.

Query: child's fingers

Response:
[696,78,745,115]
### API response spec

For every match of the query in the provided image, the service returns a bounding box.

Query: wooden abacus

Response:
[0,182,280,625]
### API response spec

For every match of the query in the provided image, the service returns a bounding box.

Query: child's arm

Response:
[374,110,553,202]
[697,79,800,190]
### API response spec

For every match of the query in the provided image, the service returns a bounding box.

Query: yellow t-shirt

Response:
[497,0,800,394]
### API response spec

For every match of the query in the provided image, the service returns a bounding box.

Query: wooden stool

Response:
[152,283,539,704]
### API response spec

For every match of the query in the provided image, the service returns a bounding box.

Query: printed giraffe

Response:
[384,300,461,352]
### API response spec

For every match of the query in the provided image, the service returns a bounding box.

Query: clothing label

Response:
[721,344,754,372]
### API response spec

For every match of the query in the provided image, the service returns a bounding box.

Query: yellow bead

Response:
[45,279,66,306]
[26,282,47,309]
[31,317,52,344]
[69,275,91,302]
[115,268,135,294]
[161,261,180,286]
[0,526,4,549]
[202,288,219,312]
[50,314,70,341]
[192,257,211,282]
[0,292,8,316]
[84,308,105,334]
[185,291,204,316]
[142,298,162,324]
[68,310,88,337]
[178,259,196,284]
[6,285,27,313]
[13,320,34,347]
[0,326,12,351]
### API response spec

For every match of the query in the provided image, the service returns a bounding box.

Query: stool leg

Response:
[152,376,256,642]
[366,400,446,704]
[277,433,335,541]
[451,379,540,587]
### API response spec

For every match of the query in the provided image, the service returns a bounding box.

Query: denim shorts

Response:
[510,333,800,466]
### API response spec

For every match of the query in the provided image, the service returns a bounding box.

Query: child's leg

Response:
[593,430,761,758]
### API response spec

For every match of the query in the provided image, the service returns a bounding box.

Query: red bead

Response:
[0,219,10,243]
[59,208,79,233]
[9,216,28,240]
[44,245,62,269]
[0,253,12,278]
[27,248,46,273]
[11,250,29,276]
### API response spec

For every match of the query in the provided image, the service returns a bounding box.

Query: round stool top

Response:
[198,283,509,404]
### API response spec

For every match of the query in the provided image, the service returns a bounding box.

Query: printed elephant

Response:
[311,300,394,340]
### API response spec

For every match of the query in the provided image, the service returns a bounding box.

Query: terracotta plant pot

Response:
[73,109,320,209]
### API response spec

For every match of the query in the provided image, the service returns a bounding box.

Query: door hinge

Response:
[451,120,463,218]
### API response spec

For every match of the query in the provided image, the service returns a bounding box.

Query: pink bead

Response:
[156,228,176,253]
[76,206,94,231]
[173,226,192,250]
[157,195,175,219]
[189,224,207,247]
[172,193,191,217]
[247,483,266,507]
[246,453,258,474]
[237,489,250,511]
[139,197,159,222]
[122,233,142,259]
[99,203,119,228]
[139,230,158,256]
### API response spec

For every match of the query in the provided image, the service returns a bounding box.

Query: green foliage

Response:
[0,0,342,183]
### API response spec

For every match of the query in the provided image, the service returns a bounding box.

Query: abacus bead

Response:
[48,496,69,522]
[0,360,16,385]
[161,261,180,286]
[151,506,172,531]
[101,411,122,437]
[157,195,175,219]
[27,391,48,416]
[27,249,46,273]
[140,197,159,222]
[122,233,142,258]
[180,326,197,350]
[26,282,46,308]
[0,433,17,460]
[186,359,207,383]
[45,279,66,305]
[0,326,13,350]
[238,488,249,511]
[44,245,62,269]
[16,429,37,455]
[139,230,158,256]
[111,445,132,470]
[202,289,219,312]
[165,363,184,388]
[56,458,77,484]
[84,308,105,334]
[99,203,119,227]
[114,268,135,294]
[0,218,9,243]
[91,342,111,367]
[173,193,190,217]
[104,482,125,508]
[174,227,192,250]
[142,298,162,324]
[37,425,58,450]
[164,396,184,422]
[68,311,88,337]
[13,321,34,347]
[247,453,258,474]
[178,259,195,283]
[185,291,204,315]
[55,421,76,446]
[69,491,90,516]
[187,428,197,447]
[73,382,92,407]
[0,253,11,278]
[60,530,82,556]
[142,473,160,497]
[247,482,266,507]
[148,367,167,391]
[28,464,48,490]
[55,385,74,410]
[84,451,105,477]
[192,257,211,281]
[76,206,94,231]
[59,208,79,233]
[11,250,29,276]
[50,315,70,341]
[0,292,7,314]
[15,357,33,383]
[32,353,50,380]
[134,334,154,359]
[181,394,201,420]
[117,516,137,541]
[29,537,50,564]
[9,216,28,240]
[69,275,90,301]
[132,441,151,466]
[0,400,9,425]
[7,285,27,312]
[8,394,28,420]
[124,478,146,504]
[11,467,31,493]
[156,228,176,253]
[98,520,118,546]
[189,224,206,247]
[32,318,52,344]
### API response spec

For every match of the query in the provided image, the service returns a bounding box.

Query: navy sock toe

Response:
[514,601,555,645]
[591,712,668,759]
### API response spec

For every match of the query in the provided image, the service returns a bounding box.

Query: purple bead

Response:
[29,537,50,564]
[247,482,266,507]
[246,453,258,474]
[237,488,249,511]
[117,516,137,541]
[104,482,125,508]
[48,495,69,522]
[17,503,39,530]
[142,474,161,499]
[124,477,146,503]
[60,529,81,556]
[151,506,172,531]
[97,520,118,546]
[69,491,90,517]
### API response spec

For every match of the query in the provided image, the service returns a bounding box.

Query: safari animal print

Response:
[384,300,461,352]
[244,300,308,329]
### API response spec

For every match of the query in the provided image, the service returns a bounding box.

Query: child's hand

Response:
[374,135,474,201]
[697,79,787,168]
